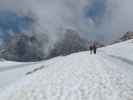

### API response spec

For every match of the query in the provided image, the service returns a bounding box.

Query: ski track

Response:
[109,55,133,66]
[0,52,133,100]
[0,62,38,72]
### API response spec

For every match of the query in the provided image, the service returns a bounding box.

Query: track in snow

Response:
[109,55,133,66]
[0,62,37,72]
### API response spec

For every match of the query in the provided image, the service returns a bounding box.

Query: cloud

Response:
[0,0,91,32]
[0,0,133,44]
[91,0,133,42]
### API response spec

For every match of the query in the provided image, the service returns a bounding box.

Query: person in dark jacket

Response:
[93,43,97,54]
[89,45,93,54]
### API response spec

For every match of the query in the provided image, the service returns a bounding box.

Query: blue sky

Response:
[0,11,33,39]
[81,0,107,41]
[85,0,106,24]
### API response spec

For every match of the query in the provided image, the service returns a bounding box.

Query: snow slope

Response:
[102,39,133,60]
[0,61,38,89]
[0,40,133,100]
[0,57,63,89]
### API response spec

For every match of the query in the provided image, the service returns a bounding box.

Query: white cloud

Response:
[95,0,133,42]
[0,0,133,43]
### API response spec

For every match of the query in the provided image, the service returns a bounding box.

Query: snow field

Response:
[0,40,133,100]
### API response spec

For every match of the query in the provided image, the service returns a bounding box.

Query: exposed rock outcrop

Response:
[120,32,133,41]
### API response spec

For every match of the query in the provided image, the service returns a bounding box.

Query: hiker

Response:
[89,45,93,54]
[93,43,97,54]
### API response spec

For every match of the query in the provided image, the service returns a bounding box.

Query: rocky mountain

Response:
[111,31,133,45]
[48,29,88,58]
[0,29,89,62]
[0,33,45,62]
[120,32,133,41]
